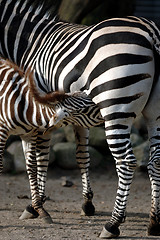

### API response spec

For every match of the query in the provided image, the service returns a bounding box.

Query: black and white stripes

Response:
[1,0,160,237]
[0,55,104,220]
[0,56,54,221]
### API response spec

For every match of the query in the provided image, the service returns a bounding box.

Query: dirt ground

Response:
[0,165,160,240]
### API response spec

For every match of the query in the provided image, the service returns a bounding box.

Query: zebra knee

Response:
[148,158,160,173]
[152,159,160,170]
[116,159,137,173]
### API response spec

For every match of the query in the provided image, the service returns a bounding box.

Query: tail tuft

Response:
[26,69,69,106]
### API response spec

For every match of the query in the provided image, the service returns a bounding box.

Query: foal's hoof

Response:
[99,223,120,239]
[42,215,53,224]
[81,201,95,216]
[19,205,39,220]
[38,208,53,224]
[148,223,160,236]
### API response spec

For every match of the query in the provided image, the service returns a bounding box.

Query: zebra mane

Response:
[0,0,59,22]
[27,70,69,105]
[0,57,24,77]
[30,0,60,18]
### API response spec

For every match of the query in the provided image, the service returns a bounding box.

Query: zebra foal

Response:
[0,56,104,221]
[0,56,57,222]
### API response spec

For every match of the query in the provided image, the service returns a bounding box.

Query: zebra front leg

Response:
[100,121,136,238]
[74,125,95,216]
[36,131,51,204]
[36,131,53,223]
[20,135,52,223]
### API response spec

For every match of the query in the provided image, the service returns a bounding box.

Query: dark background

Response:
[37,0,160,25]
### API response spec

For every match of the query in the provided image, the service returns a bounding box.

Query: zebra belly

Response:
[8,126,36,138]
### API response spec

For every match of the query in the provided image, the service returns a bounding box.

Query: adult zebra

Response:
[0,55,103,222]
[1,0,160,237]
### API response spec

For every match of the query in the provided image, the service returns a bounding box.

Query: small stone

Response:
[17,195,29,199]
[61,176,74,187]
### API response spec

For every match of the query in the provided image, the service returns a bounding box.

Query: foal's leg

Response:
[74,125,95,216]
[36,131,51,205]
[20,133,52,223]
[35,131,52,223]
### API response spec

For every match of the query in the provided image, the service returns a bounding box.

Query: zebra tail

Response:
[27,70,69,105]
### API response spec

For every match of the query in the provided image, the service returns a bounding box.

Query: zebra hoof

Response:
[81,201,95,216]
[99,223,120,239]
[19,205,39,220]
[42,215,53,224]
[38,208,53,224]
[148,222,160,236]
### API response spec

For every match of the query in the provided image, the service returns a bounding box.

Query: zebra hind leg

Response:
[74,126,95,216]
[20,136,52,223]
[147,144,160,236]
[100,120,136,238]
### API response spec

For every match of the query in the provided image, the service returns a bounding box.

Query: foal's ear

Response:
[48,107,70,127]
[43,108,70,134]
